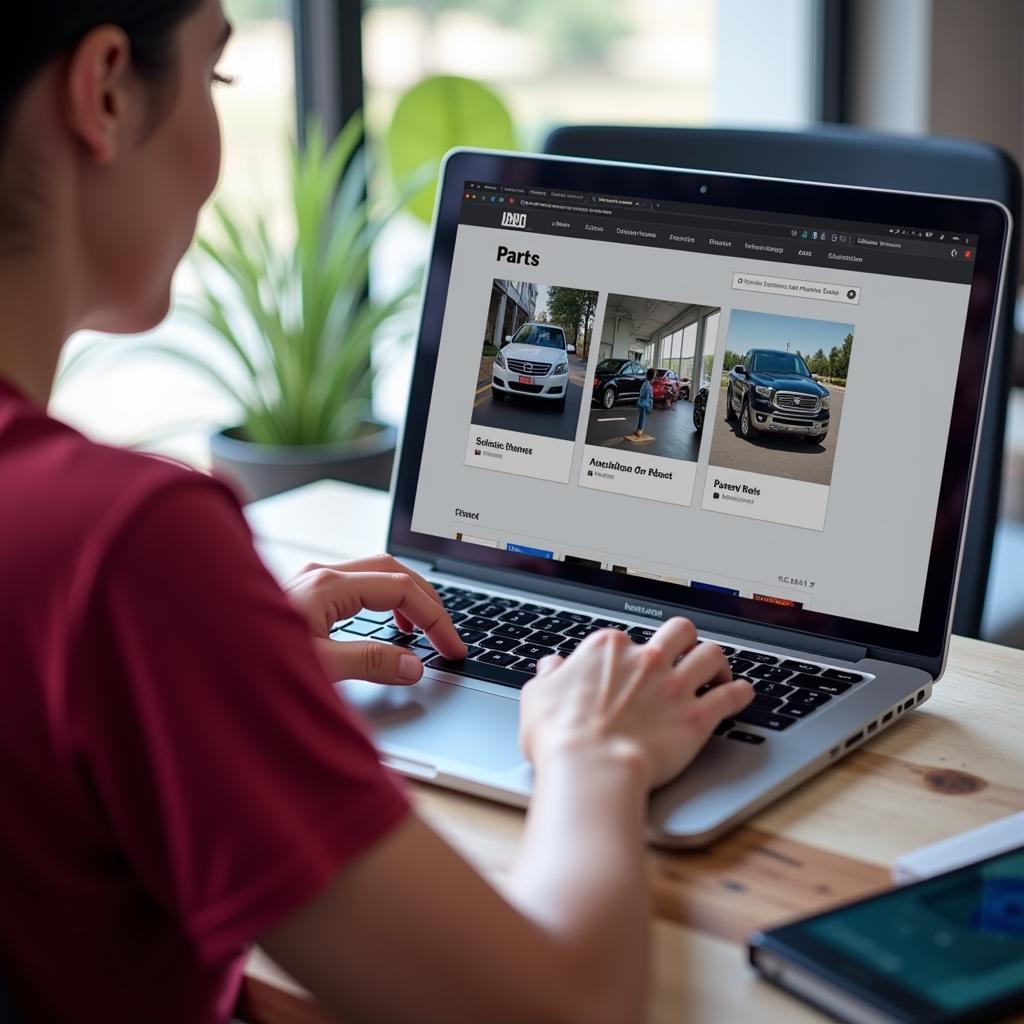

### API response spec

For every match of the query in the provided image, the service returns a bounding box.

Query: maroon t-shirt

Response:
[0,379,410,1022]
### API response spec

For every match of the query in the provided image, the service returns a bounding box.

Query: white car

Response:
[491,322,575,412]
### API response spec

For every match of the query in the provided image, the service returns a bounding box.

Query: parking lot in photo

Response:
[706,384,845,485]
[471,352,587,442]
[586,395,701,461]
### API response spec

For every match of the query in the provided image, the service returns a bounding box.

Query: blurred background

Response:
[51,0,1024,645]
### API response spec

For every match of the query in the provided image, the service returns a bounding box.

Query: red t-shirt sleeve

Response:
[70,475,410,963]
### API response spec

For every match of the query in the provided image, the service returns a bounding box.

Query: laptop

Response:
[335,149,1010,846]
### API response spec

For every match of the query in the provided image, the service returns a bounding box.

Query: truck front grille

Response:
[774,391,821,414]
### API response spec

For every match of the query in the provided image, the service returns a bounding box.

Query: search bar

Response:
[732,272,861,305]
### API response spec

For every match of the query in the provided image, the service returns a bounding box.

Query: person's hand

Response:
[285,555,466,685]
[519,618,753,789]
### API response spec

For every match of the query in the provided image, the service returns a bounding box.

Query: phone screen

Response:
[771,846,1024,1018]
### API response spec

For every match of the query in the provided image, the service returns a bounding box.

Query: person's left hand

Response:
[285,555,466,685]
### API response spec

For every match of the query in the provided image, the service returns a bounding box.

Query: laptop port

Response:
[917,690,925,702]
[844,731,864,749]
[882,711,893,723]
[867,721,878,733]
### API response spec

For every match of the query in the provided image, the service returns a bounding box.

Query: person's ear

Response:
[65,26,135,166]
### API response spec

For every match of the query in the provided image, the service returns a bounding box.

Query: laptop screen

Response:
[392,153,1006,659]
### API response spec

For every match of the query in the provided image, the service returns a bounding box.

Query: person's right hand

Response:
[519,618,753,790]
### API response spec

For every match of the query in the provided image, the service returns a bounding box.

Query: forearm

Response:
[507,745,652,1023]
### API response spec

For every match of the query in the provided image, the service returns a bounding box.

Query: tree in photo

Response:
[546,287,598,356]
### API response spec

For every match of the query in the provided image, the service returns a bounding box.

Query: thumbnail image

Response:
[583,292,721,462]
[702,309,853,486]
[470,279,598,442]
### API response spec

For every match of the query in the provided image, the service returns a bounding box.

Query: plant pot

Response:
[210,420,398,503]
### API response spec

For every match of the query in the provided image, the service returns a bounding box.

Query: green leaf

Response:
[387,76,518,223]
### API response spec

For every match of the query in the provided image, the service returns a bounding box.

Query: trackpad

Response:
[338,677,525,772]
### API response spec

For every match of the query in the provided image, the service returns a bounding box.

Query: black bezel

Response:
[389,149,1009,666]
[749,844,1024,1024]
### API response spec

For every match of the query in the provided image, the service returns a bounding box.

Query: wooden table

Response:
[239,481,1024,1024]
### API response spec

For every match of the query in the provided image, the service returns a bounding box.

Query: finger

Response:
[332,572,465,660]
[672,640,732,694]
[536,654,564,675]
[304,555,448,617]
[646,616,699,663]
[694,678,755,723]
[318,638,425,685]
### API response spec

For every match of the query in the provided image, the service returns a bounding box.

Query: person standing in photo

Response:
[632,367,656,438]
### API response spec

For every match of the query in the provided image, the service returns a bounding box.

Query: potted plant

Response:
[173,115,418,501]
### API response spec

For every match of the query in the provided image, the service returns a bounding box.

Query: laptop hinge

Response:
[432,558,868,664]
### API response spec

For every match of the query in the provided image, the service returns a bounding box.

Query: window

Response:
[363,0,817,150]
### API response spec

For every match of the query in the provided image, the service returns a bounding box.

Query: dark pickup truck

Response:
[725,349,830,442]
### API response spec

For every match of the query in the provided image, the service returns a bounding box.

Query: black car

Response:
[591,359,646,409]
[724,349,830,442]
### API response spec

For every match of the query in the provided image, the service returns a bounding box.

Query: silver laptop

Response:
[335,149,1010,846]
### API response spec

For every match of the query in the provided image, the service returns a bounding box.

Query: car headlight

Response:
[553,363,568,375]
[495,352,506,369]
[754,385,773,398]
[820,395,830,409]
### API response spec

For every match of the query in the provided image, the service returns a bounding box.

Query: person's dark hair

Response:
[646,367,656,380]
[1,1,205,143]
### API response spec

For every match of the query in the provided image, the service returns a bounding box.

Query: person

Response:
[632,366,656,438]
[0,3,753,1022]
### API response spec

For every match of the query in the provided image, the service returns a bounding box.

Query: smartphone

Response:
[749,844,1024,1024]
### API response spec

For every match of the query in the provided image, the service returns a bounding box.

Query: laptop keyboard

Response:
[330,583,868,745]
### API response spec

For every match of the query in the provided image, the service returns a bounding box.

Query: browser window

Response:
[410,181,977,631]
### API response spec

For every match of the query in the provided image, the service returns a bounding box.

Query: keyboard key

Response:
[748,665,794,683]
[780,659,821,674]
[627,626,656,642]
[477,649,520,668]
[787,689,832,707]
[354,609,393,624]
[426,647,483,673]
[480,634,522,653]
[750,694,782,712]
[527,630,566,648]
[520,603,555,615]
[717,645,736,656]
[514,658,539,673]
[728,658,755,676]
[498,609,539,627]
[592,618,629,630]
[532,616,575,634]
[425,654,531,689]
[737,650,779,665]
[440,596,476,612]
[513,643,556,660]
[447,611,468,625]
[777,701,816,718]
[488,596,520,608]
[461,615,496,632]
[371,626,411,644]
[822,668,865,684]
[335,620,380,637]
[735,708,798,731]
[561,612,593,625]
[469,602,512,619]
[727,730,765,745]
[456,627,487,645]
[558,638,582,654]
[564,623,601,640]
[492,623,533,640]
[413,635,435,651]
[789,673,853,696]
[753,680,795,699]
[714,718,735,736]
